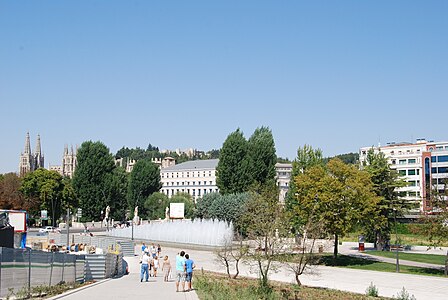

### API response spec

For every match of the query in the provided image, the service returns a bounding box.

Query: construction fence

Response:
[0,247,126,299]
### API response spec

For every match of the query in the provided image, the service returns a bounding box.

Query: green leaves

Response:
[127,158,162,218]
[217,127,277,195]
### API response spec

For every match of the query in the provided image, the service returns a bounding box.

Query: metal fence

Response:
[0,247,85,299]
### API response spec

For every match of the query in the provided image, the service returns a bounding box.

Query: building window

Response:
[438,167,448,173]
[399,170,406,176]
[417,169,420,175]
[408,159,416,164]
[408,169,416,176]
[399,160,406,165]
[431,167,437,173]
[431,156,437,163]
[438,155,448,162]
[187,172,189,177]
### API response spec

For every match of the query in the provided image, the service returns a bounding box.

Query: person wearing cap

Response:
[140,248,150,282]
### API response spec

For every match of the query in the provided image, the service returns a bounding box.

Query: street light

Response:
[393,207,400,272]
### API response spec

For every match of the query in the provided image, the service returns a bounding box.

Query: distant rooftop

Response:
[162,159,219,171]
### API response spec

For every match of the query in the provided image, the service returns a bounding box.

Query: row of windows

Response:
[163,181,215,186]
[398,191,421,198]
[407,180,420,187]
[398,169,420,176]
[431,167,448,174]
[431,155,448,163]
[161,188,219,197]
[392,158,417,165]
[161,170,214,179]
[429,146,448,151]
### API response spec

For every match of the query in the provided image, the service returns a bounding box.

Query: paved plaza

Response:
[50,242,448,300]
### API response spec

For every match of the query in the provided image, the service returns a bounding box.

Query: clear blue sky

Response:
[1,1,447,174]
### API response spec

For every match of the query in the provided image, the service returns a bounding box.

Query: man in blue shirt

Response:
[184,254,195,292]
[175,251,186,292]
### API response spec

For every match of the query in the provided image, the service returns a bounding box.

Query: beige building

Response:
[19,133,44,177]
[275,162,293,203]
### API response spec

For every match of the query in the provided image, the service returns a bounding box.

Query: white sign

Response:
[169,203,185,219]
[0,210,27,232]
[41,210,48,220]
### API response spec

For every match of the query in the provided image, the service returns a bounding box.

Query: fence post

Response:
[62,252,66,283]
[49,252,54,287]
[0,247,3,297]
[28,248,31,298]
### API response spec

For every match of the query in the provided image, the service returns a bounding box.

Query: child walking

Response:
[153,255,159,277]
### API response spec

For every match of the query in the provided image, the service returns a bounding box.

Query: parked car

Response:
[39,226,60,233]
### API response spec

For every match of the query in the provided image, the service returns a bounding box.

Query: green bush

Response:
[394,287,416,300]
[365,282,379,297]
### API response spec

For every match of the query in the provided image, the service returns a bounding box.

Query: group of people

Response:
[175,250,195,292]
[140,243,168,282]
[138,243,196,292]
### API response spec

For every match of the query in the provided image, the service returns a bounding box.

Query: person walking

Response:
[184,254,195,291]
[153,255,159,277]
[175,251,186,292]
[162,255,171,282]
[140,249,150,282]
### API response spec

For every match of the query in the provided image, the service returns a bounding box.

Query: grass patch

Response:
[320,254,445,277]
[194,270,390,300]
[367,251,446,265]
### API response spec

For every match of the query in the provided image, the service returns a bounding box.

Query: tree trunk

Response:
[445,251,448,276]
[334,234,339,259]
[233,259,240,279]
[295,273,302,286]
[224,259,231,278]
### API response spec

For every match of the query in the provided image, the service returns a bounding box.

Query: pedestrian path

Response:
[339,243,445,270]
[50,248,199,300]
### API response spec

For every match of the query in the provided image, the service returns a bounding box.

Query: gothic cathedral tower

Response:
[19,133,44,177]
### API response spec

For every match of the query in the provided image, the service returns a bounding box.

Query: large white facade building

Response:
[359,139,448,212]
[160,159,219,201]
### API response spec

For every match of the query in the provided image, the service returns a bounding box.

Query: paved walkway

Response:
[339,243,446,270]
[50,247,198,300]
[50,242,448,300]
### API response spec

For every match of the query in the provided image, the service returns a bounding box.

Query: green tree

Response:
[72,141,115,221]
[247,126,277,185]
[144,192,169,220]
[216,129,251,194]
[195,192,221,219]
[106,167,128,222]
[241,182,287,290]
[293,159,379,258]
[363,148,408,249]
[285,145,324,229]
[127,158,162,218]
[20,169,66,226]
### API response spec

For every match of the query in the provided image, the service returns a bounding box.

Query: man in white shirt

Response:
[140,249,150,282]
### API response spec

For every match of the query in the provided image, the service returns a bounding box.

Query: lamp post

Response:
[393,207,400,272]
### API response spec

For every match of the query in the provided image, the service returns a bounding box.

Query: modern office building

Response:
[275,162,293,203]
[160,159,219,201]
[359,139,448,212]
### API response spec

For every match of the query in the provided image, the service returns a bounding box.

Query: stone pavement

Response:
[339,242,446,270]
[49,247,198,300]
[50,242,448,300]
[159,244,448,300]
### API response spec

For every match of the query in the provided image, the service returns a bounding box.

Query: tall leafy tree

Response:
[144,192,169,220]
[106,167,128,222]
[216,129,251,194]
[72,141,115,221]
[20,169,67,226]
[363,148,408,249]
[0,173,24,210]
[285,145,324,228]
[247,126,277,185]
[127,158,161,218]
[292,159,379,258]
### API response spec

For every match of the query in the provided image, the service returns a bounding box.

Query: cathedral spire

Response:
[35,134,42,155]
[24,132,31,154]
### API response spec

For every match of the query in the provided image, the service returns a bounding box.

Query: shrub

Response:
[365,282,379,297]
[394,287,416,300]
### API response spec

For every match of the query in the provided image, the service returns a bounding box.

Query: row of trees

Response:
[217,127,277,194]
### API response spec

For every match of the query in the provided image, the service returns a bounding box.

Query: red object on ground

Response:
[359,243,365,251]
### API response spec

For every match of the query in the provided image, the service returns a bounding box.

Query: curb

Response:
[46,279,111,300]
